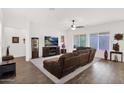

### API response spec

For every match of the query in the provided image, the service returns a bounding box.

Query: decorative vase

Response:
[113,43,119,51]
[6,46,10,56]
[104,50,108,60]
[62,43,65,49]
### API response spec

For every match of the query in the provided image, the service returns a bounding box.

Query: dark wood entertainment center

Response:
[42,47,60,57]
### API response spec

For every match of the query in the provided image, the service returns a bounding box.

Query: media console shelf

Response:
[0,63,16,78]
[42,47,60,57]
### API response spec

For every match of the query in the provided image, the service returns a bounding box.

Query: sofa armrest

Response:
[44,61,60,68]
[43,60,62,78]
[89,48,96,62]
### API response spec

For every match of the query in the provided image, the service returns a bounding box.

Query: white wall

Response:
[25,23,31,61]
[3,27,26,57]
[67,20,124,61]
[0,22,2,64]
[30,23,65,57]
[0,9,3,64]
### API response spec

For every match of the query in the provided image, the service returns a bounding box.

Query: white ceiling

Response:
[2,8,124,29]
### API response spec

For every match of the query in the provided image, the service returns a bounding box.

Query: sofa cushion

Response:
[60,53,74,58]
[58,53,74,62]
[43,57,59,68]
[72,51,79,56]
[77,47,91,50]
[44,57,59,63]
[58,53,74,67]
[63,56,80,69]
[78,53,89,66]
[77,49,90,54]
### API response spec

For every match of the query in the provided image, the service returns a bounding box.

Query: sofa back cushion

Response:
[63,56,80,69]
[58,53,74,66]
[78,52,89,66]
[72,51,79,56]
[75,47,96,63]
[77,49,90,54]
[77,47,91,50]
[59,53,74,59]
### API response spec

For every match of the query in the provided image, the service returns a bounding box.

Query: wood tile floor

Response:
[0,57,53,84]
[1,57,124,84]
[67,60,124,84]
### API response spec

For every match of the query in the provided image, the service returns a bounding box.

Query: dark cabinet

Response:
[42,47,60,57]
[61,49,66,54]
[31,38,39,59]
[0,63,16,78]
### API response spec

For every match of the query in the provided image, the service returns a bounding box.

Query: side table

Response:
[110,51,123,62]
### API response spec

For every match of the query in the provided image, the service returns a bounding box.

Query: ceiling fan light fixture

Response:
[71,20,76,30]
[69,19,84,31]
[71,26,76,30]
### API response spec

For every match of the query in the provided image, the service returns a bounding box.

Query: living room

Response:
[0,8,124,84]
[1,0,124,93]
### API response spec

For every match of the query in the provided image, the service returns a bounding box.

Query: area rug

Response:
[31,56,96,84]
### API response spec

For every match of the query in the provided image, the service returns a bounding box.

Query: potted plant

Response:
[6,46,10,56]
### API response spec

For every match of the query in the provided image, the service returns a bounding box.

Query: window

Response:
[90,34,98,49]
[90,32,109,50]
[99,32,109,50]
[74,34,86,48]
[74,35,80,48]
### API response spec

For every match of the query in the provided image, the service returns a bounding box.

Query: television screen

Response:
[45,36,58,46]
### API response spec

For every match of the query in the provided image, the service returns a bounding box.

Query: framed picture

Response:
[12,37,19,43]
[61,35,64,43]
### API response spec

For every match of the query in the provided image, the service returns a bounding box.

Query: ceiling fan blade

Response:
[76,26,85,28]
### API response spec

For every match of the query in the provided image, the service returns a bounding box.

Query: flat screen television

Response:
[45,36,58,46]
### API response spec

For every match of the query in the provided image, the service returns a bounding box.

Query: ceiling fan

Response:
[71,20,84,30]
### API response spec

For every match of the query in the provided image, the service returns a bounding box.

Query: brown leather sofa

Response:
[43,47,96,79]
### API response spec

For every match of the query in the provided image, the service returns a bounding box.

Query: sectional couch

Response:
[43,47,96,79]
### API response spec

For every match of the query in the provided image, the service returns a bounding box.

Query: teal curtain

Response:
[74,35,80,48]
[74,35,86,48]
[80,35,86,47]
